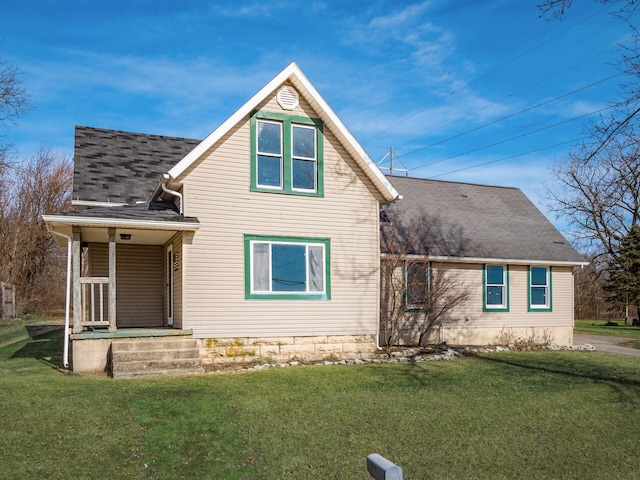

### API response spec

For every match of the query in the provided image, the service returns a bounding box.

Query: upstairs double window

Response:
[251,111,324,196]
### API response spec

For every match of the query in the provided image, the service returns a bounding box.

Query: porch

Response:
[42,202,201,372]
[70,328,202,375]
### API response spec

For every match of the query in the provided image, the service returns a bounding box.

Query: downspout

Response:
[161,173,183,215]
[46,226,72,368]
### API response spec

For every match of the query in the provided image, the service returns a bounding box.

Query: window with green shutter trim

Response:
[528,266,552,311]
[484,265,509,311]
[250,111,324,196]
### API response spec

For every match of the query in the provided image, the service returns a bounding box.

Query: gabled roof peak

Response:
[168,62,399,203]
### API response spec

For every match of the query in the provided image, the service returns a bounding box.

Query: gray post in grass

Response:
[367,454,403,480]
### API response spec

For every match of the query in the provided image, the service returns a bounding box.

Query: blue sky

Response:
[0,1,629,227]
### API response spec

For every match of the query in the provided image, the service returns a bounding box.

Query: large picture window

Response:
[484,265,509,311]
[251,111,323,196]
[529,266,552,311]
[244,235,330,300]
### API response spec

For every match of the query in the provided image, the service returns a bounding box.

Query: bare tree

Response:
[380,209,469,350]
[0,149,72,313]
[0,54,31,174]
[0,57,30,127]
[539,1,640,164]
[574,255,621,320]
[548,127,640,257]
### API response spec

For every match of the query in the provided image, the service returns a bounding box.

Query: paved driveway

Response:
[574,333,640,358]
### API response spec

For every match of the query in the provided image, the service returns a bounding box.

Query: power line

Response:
[413,105,613,170]
[397,72,623,159]
[428,137,586,179]
[363,4,610,142]
[395,46,617,151]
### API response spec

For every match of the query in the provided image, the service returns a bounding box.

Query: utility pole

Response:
[377,147,408,176]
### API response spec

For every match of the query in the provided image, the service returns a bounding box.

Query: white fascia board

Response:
[42,214,200,231]
[168,62,399,203]
[168,64,298,180]
[380,253,588,267]
[72,200,128,208]
[286,68,399,203]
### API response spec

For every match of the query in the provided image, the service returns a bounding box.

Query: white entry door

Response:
[166,244,174,327]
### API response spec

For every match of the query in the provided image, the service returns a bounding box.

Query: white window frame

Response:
[529,266,551,310]
[256,119,283,190]
[485,264,508,311]
[245,236,330,300]
[291,123,318,193]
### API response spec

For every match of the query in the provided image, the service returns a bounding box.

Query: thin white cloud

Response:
[210,1,326,18]
[368,1,434,30]
[345,1,458,87]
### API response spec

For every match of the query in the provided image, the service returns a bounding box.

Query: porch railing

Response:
[79,277,109,327]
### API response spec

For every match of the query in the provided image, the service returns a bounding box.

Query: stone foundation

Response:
[391,325,574,347]
[198,335,377,367]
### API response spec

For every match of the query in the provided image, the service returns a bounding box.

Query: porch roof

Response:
[43,201,200,246]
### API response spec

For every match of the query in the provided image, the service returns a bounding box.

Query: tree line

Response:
[0,55,72,315]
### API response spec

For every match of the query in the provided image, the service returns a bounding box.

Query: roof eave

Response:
[42,214,200,231]
[381,253,588,267]
[72,200,128,208]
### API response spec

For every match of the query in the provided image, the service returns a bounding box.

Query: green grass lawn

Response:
[1,321,639,479]
[575,318,640,342]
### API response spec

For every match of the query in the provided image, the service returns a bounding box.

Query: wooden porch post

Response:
[72,227,82,334]
[108,228,117,333]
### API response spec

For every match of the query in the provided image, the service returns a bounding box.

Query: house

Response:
[380,175,587,346]
[43,62,399,373]
[43,62,585,375]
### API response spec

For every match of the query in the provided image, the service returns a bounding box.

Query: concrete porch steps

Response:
[110,337,204,378]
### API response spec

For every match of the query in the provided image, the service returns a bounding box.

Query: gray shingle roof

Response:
[56,201,199,224]
[73,126,201,204]
[384,175,585,264]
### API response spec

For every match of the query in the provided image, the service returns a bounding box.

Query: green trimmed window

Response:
[405,261,430,308]
[244,234,330,300]
[250,111,324,196]
[529,266,552,311]
[484,265,509,311]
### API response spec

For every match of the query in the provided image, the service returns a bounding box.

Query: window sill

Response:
[251,185,323,197]
[528,306,552,312]
[246,292,329,301]
[483,306,509,312]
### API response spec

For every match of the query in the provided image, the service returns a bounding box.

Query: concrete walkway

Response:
[574,333,640,358]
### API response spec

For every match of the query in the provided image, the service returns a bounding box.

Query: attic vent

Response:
[277,86,299,110]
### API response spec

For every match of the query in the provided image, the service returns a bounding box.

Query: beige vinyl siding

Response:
[434,263,575,328]
[179,90,381,338]
[90,243,164,328]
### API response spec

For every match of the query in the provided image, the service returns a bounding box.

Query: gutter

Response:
[45,225,72,369]
[380,253,589,267]
[41,215,200,231]
[160,173,184,215]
